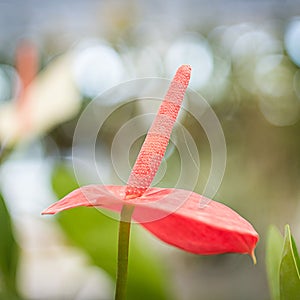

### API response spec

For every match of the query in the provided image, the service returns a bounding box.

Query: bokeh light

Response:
[285,17,300,67]
[72,40,126,98]
[256,55,300,126]
[165,33,214,90]
[232,28,282,93]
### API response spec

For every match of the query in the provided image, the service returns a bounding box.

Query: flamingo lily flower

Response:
[42,65,259,260]
[0,41,81,147]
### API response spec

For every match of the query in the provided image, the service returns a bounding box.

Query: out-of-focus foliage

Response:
[0,193,20,299]
[266,226,283,300]
[266,225,300,300]
[280,225,300,300]
[51,163,172,300]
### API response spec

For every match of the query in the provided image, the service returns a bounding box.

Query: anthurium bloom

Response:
[43,65,259,260]
[0,41,81,147]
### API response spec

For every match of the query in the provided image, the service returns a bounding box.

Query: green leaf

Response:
[0,193,20,297]
[279,225,300,300]
[51,163,171,300]
[266,225,284,300]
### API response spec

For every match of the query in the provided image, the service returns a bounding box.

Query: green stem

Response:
[115,205,134,300]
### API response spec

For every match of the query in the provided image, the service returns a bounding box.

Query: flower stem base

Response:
[115,204,134,300]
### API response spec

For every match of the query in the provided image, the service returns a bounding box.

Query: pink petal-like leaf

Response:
[42,185,258,257]
[138,189,259,256]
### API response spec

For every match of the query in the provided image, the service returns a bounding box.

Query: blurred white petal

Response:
[0,53,81,146]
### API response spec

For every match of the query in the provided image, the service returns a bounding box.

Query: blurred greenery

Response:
[0,193,20,299]
[280,225,300,300]
[266,226,283,300]
[266,225,300,300]
[51,163,172,300]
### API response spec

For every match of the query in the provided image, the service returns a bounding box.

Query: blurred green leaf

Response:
[0,193,20,298]
[0,291,23,300]
[51,163,171,300]
[266,225,283,300]
[279,225,300,300]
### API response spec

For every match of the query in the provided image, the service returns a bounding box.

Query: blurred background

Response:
[0,0,300,299]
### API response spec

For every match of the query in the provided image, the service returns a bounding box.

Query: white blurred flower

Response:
[0,42,81,147]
